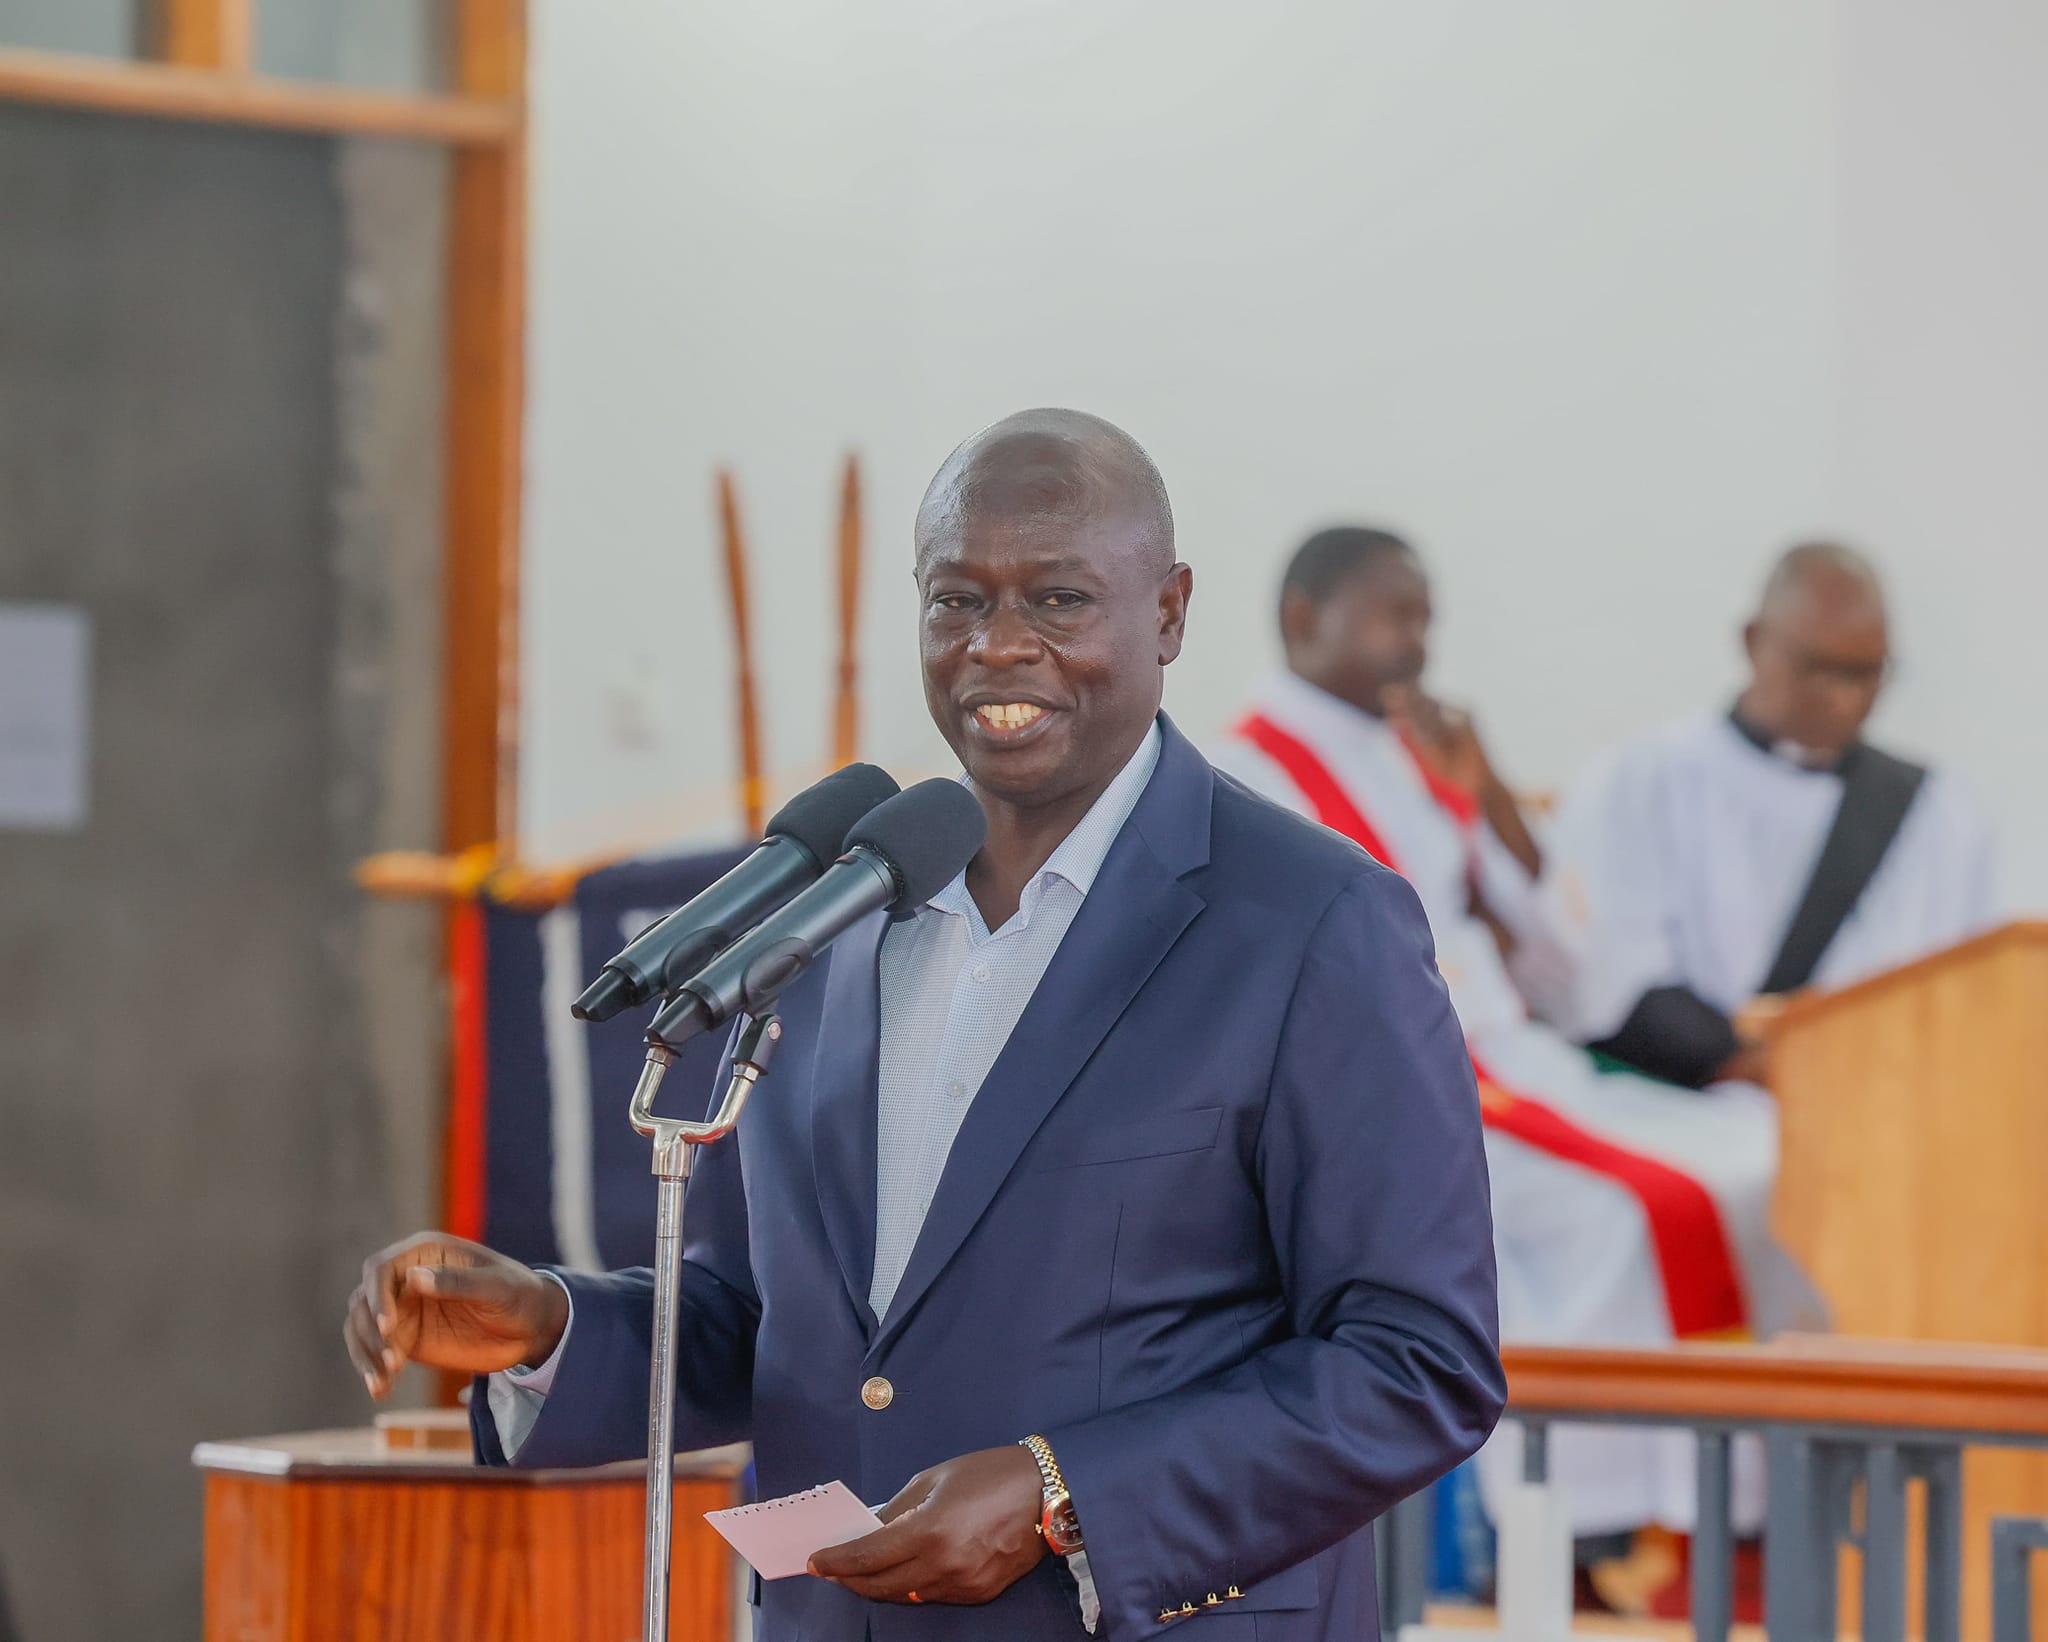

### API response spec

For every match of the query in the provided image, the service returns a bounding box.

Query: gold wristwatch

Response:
[1021,1433,1085,1556]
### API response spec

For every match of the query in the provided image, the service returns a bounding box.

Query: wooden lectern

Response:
[1770,921,2048,1639]
[194,1411,747,1641]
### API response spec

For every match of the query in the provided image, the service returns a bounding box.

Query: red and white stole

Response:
[1233,711,1748,1339]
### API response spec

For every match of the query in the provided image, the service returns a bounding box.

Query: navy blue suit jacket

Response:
[475,716,1503,1641]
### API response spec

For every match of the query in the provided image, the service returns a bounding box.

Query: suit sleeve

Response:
[470,1051,760,1469]
[1043,869,1505,1633]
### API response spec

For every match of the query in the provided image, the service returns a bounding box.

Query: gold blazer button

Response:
[859,1376,895,1410]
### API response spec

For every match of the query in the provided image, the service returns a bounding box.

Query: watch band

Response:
[1020,1433,1068,1501]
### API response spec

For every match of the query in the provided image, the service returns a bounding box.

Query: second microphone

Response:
[646,778,987,1052]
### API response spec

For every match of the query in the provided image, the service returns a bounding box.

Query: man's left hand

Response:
[808,1444,1046,1605]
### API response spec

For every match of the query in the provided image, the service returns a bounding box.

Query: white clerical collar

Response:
[1724,705,1847,775]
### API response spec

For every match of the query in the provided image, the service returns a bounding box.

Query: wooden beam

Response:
[439,0,527,852]
[148,0,253,74]
[453,0,525,100]
[0,49,517,144]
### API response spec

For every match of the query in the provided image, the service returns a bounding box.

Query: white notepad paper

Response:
[704,1481,882,1580]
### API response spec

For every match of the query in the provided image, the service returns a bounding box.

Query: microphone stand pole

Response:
[628,1012,781,1642]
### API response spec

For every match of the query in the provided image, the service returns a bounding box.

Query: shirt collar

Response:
[923,719,1163,919]
[1724,702,1856,776]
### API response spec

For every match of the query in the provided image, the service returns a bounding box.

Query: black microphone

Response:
[645,778,986,1051]
[571,762,902,1022]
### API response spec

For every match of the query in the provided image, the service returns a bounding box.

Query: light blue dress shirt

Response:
[868,721,1160,1320]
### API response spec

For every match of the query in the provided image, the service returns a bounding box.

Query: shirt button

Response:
[860,1376,894,1411]
[946,1079,967,1099]
[971,962,992,982]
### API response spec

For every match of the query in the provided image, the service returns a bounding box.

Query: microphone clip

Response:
[629,1012,783,1181]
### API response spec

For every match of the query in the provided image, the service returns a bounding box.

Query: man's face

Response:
[917,509,1188,808]
[1290,553,1432,716]
[1742,592,1889,758]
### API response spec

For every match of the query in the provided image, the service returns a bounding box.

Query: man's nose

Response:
[1809,682,1874,748]
[967,604,1046,667]
[1821,673,1877,719]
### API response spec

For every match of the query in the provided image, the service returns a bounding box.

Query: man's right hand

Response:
[342,1232,571,1400]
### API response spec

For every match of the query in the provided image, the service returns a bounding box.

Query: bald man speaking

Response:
[343,410,1502,1640]
[1549,542,1997,1088]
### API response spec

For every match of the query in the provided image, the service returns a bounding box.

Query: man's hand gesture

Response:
[342,1232,570,1398]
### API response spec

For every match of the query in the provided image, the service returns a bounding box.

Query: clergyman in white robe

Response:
[1546,709,1997,1058]
[1214,671,1795,1536]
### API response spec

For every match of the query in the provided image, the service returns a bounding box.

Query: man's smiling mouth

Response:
[976,703,1046,731]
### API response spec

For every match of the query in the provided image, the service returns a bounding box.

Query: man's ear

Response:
[1157,563,1194,665]
[1740,618,1762,667]
[1278,586,1317,652]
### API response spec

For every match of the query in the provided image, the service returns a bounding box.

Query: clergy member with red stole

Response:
[1212,526,1794,1545]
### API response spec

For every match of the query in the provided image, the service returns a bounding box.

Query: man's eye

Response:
[931,593,977,611]
[1041,591,1088,609]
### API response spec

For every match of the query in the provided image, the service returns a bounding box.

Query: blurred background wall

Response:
[0,64,449,1642]
[520,0,2045,911]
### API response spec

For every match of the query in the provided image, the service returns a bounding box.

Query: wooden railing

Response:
[1392,1339,2048,1642]
[1504,1337,2048,1441]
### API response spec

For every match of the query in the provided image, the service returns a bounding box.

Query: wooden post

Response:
[436,0,527,1296]
[148,0,254,73]
[832,454,864,769]
[441,0,526,853]
[718,470,767,837]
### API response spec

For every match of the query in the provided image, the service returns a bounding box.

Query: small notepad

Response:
[704,1481,882,1579]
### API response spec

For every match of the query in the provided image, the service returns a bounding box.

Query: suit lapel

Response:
[870,720,1213,1350]
[809,909,887,1336]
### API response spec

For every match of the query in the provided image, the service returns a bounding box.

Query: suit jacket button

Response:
[860,1376,895,1410]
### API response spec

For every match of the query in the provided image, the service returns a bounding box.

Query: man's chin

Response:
[960,741,1071,804]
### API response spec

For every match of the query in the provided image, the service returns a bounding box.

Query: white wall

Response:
[522,0,2043,907]
[1825,0,2048,909]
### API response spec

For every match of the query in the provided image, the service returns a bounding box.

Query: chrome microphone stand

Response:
[627,1012,780,1642]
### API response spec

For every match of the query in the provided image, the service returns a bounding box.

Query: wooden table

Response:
[194,1411,747,1641]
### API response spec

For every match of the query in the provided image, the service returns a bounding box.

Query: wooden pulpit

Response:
[194,1411,746,1641]
[1770,920,2048,1638]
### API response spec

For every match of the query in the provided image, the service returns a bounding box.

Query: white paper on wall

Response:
[0,602,92,831]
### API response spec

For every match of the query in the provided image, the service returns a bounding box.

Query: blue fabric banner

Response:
[481,846,751,1271]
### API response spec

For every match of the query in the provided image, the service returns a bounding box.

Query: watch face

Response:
[1044,1500,1083,1556]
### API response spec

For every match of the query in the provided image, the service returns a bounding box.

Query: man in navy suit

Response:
[345,409,1503,1640]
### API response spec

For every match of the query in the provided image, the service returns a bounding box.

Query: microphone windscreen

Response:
[845,778,987,908]
[764,762,901,861]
